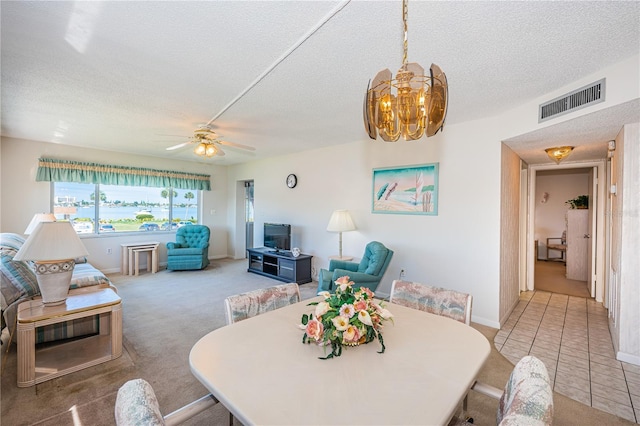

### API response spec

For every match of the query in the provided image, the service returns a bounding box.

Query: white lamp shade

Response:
[326,210,356,232]
[14,222,88,261]
[24,213,56,234]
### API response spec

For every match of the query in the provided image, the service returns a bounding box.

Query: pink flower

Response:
[354,300,368,312]
[339,303,355,318]
[305,318,324,341]
[335,276,354,292]
[362,288,375,299]
[342,325,361,344]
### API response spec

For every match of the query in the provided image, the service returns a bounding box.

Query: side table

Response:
[121,242,159,275]
[16,288,122,387]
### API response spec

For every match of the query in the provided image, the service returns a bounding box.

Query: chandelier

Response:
[545,146,574,164]
[364,0,448,141]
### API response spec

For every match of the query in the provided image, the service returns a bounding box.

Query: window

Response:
[53,182,200,234]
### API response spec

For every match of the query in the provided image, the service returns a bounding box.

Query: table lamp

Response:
[24,213,56,234]
[14,222,89,306]
[326,209,356,260]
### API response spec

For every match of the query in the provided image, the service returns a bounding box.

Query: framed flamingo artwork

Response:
[371,163,439,215]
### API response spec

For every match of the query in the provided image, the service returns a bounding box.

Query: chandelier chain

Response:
[402,0,408,65]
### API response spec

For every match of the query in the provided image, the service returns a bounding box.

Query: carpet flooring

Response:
[1,258,635,425]
[535,260,590,298]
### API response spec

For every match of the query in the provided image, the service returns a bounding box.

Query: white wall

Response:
[0,137,229,273]
[535,171,589,258]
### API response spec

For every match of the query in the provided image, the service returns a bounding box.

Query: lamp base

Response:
[33,260,75,306]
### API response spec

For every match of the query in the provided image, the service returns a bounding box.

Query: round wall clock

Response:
[286,174,297,188]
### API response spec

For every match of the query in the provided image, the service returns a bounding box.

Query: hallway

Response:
[494,291,639,423]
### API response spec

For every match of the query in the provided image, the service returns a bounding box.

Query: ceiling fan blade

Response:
[217,140,256,151]
[166,141,192,151]
[215,146,225,156]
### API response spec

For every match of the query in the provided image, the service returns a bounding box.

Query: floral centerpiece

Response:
[301,276,393,359]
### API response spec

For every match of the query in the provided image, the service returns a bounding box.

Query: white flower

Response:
[315,301,330,318]
[318,291,331,299]
[339,303,355,318]
[331,316,350,331]
[373,303,394,320]
[358,310,373,326]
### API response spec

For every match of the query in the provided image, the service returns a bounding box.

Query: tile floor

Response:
[494,290,640,423]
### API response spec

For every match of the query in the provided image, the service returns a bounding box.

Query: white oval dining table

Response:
[190,296,490,425]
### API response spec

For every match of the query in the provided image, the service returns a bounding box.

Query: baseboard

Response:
[472,316,500,329]
[617,351,640,366]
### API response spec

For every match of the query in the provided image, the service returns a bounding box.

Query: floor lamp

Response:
[326,210,356,260]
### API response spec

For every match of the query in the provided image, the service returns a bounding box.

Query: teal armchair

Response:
[166,225,210,271]
[317,241,393,293]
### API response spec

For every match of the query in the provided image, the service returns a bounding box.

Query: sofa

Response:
[1,232,116,345]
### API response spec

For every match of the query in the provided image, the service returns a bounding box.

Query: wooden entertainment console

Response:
[247,247,312,284]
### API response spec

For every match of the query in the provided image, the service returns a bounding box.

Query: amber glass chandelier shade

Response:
[364,0,448,141]
[545,146,574,164]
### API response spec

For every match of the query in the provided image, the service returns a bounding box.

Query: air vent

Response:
[539,78,605,123]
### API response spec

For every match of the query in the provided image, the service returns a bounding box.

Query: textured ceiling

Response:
[1,1,639,165]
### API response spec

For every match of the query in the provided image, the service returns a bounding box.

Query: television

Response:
[264,223,291,252]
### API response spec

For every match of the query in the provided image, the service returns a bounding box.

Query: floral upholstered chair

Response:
[115,378,219,426]
[389,280,472,325]
[224,282,301,324]
[450,355,554,425]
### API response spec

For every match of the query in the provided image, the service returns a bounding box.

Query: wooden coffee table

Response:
[16,288,122,387]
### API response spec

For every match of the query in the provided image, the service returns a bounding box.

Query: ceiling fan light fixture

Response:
[363,0,448,142]
[194,142,207,156]
[545,146,574,164]
[205,143,217,157]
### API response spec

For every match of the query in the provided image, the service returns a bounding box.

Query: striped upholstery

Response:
[1,232,115,344]
[225,283,300,324]
[390,280,472,324]
[498,356,553,425]
[115,379,165,426]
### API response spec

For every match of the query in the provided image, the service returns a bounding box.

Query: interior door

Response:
[567,209,589,281]
[587,167,596,296]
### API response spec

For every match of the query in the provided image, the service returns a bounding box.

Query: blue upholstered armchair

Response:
[317,241,393,293]
[166,225,210,271]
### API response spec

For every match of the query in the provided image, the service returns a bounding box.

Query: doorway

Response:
[526,161,606,302]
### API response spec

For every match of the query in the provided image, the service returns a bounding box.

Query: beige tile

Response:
[500,344,529,360]
[494,334,507,345]
[529,346,558,366]
[495,329,511,341]
[591,382,632,406]
[591,395,636,423]
[590,362,627,380]
[555,370,590,391]
[630,392,640,409]
[622,363,640,376]
[589,343,616,358]
[560,345,589,360]
[556,361,590,381]
[590,370,628,392]
[554,381,591,406]
[503,353,523,367]
[625,371,640,386]
[493,342,504,351]
[589,352,622,369]
[502,339,532,353]
[508,331,536,344]
[532,338,560,353]
[561,338,589,352]
[626,378,640,397]
[558,352,589,370]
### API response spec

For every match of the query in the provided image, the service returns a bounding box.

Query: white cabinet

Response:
[566,209,589,281]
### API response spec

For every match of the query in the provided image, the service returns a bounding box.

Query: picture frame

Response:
[372,163,439,215]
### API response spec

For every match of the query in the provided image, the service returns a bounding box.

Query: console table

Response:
[247,247,312,284]
[16,288,122,387]
[120,241,160,275]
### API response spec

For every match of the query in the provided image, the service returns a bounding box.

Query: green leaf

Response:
[301,314,309,325]
[377,333,386,354]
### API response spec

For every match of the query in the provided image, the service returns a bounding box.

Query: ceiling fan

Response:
[165,125,255,158]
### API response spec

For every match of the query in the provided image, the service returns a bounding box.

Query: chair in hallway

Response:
[389,280,472,325]
[224,282,301,324]
[115,378,219,426]
[546,231,567,263]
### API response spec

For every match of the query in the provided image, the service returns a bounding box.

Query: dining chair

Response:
[451,355,554,425]
[115,378,219,426]
[224,282,301,324]
[389,280,472,325]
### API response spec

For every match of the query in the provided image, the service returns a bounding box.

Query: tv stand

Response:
[247,247,312,284]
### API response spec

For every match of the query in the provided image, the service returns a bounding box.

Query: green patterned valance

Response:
[36,158,211,191]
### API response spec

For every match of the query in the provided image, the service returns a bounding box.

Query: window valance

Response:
[36,158,211,191]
